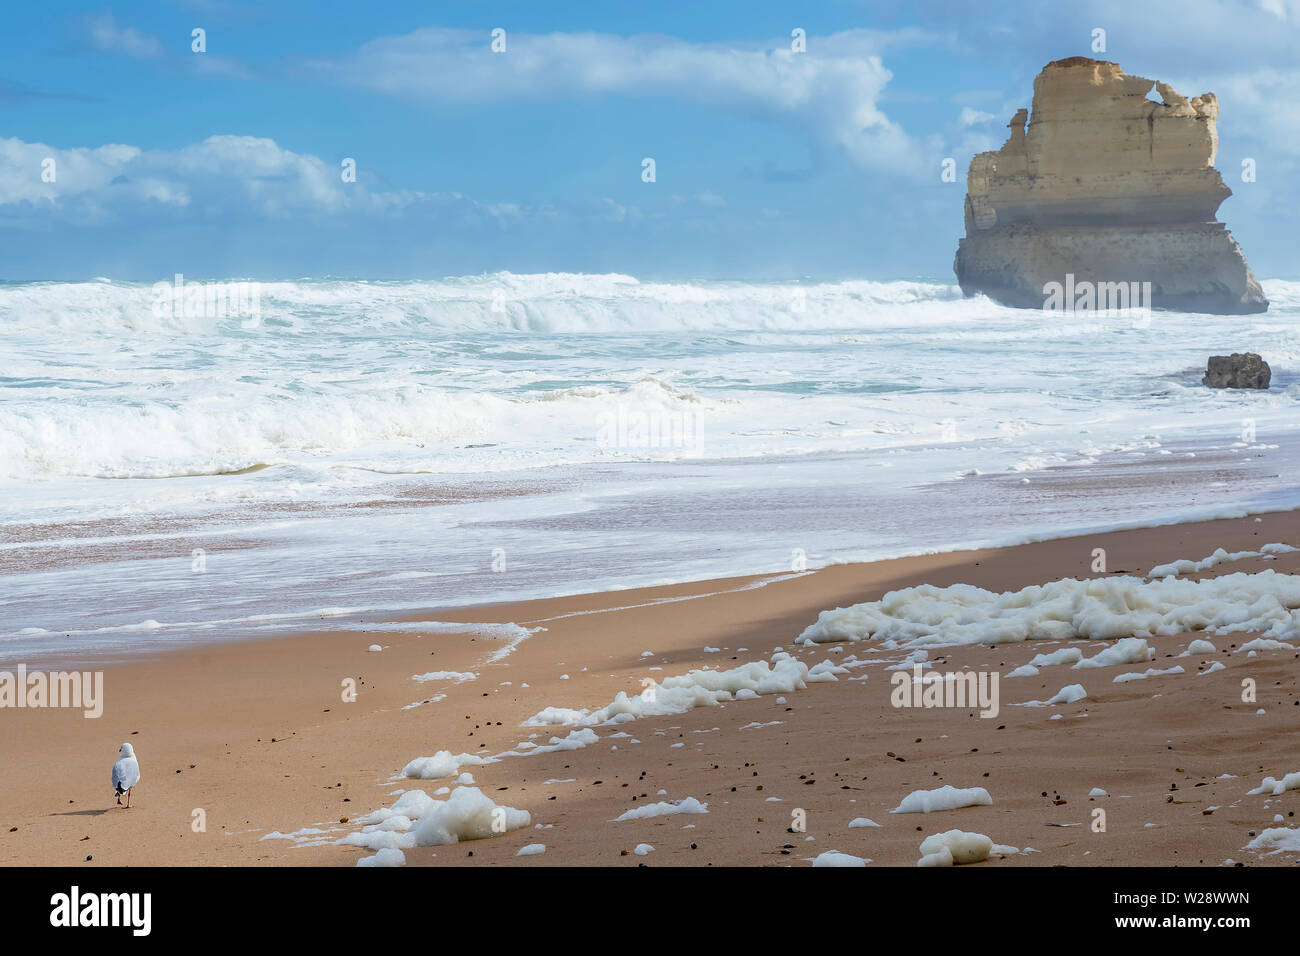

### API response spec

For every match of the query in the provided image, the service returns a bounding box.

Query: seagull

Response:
[112,742,141,808]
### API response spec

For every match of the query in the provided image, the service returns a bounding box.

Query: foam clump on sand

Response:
[808,659,849,682]
[1247,771,1300,796]
[516,843,546,856]
[1029,647,1082,667]
[1239,638,1295,653]
[356,848,405,867]
[338,827,412,852]
[1113,665,1184,683]
[1182,639,1217,655]
[523,707,589,726]
[811,850,870,867]
[796,572,1300,649]
[524,653,809,727]
[403,730,597,782]
[413,670,477,683]
[497,728,600,759]
[341,786,530,851]
[1019,683,1087,707]
[849,817,882,828]
[259,827,333,842]
[1149,544,1296,578]
[411,787,531,846]
[614,797,708,821]
[1150,548,1260,578]
[917,830,993,866]
[402,750,491,780]
[1073,638,1152,669]
[891,785,992,814]
[1245,827,1300,855]
[362,788,436,827]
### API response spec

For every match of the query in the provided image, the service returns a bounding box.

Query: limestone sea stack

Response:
[954,57,1268,315]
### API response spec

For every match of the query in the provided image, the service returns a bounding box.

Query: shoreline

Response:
[8,432,1300,670]
[14,492,1300,674]
[2,510,1298,866]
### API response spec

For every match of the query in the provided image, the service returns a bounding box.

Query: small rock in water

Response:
[1203,352,1270,390]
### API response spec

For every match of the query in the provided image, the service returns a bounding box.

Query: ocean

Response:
[3,273,1298,662]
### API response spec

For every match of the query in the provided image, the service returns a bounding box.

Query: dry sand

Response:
[2,511,1298,867]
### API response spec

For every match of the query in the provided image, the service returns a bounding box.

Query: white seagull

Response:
[112,742,141,808]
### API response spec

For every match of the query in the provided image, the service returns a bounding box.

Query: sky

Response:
[1,0,1297,281]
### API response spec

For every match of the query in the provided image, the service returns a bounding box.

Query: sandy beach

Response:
[3,509,1296,868]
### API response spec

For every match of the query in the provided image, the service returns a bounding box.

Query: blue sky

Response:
[1,0,1296,280]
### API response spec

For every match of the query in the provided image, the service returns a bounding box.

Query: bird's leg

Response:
[116,794,122,806]
[126,788,131,809]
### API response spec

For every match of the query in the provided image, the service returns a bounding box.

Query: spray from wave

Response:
[0,273,969,335]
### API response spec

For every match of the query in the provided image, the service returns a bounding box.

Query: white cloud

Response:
[85,12,165,59]
[310,27,934,175]
[0,135,433,220]
[958,107,997,126]
[1,133,732,241]
[1191,68,1300,161]
[81,12,253,78]
[918,0,1300,69]
[0,138,142,206]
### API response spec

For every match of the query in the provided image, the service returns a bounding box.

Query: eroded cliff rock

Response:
[954,57,1267,315]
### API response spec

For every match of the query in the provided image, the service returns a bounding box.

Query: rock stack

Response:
[954,58,1267,315]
